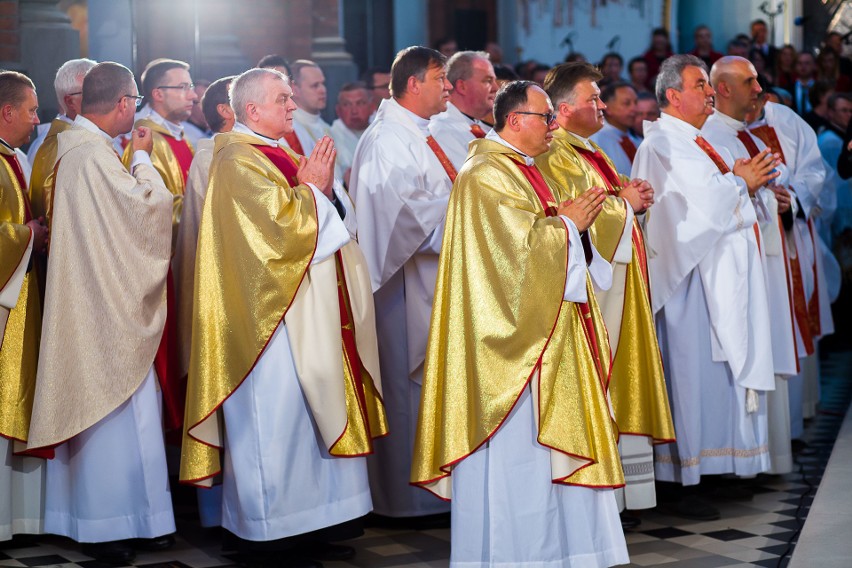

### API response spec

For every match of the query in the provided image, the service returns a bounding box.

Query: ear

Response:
[218,102,234,120]
[453,79,466,96]
[506,109,521,132]
[715,82,730,98]
[407,75,420,96]
[245,102,258,121]
[63,93,77,113]
[151,88,165,103]
[557,100,572,118]
[666,88,680,109]
[0,104,12,123]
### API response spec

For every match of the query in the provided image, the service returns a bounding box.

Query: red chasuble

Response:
[164,135,194,184]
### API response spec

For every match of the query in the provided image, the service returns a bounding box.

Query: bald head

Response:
[710,56,762,120]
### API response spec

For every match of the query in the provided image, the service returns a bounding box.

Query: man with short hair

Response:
[702,56,799,476]
[288,60,331,156]
[349,46,455,521]
[537,62,674,522]
[429,50,498,170]
[632,54,779,518]
[689,25,723,68]
[257,54,292,78]
[29,58,96,224]
[628,57,650,93]
[180,67,386,568]
[27,61,175,563]
[591,81,641,175]
[182,79,212,147]
[751,19,777,68]
[793,52,817,116]
[329,82,371,185]
[632,91,660,138]
[361,67,391,115]
[0,70,48,545]
[599,52,624,85]
[412,79,628,567]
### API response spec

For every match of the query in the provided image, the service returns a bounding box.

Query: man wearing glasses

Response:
[536,62,674,528]
[28,61,175,564]
[412,80,628,567]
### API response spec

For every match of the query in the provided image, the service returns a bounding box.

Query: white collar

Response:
[232,121,279,147]
[391,98,432,136]
[485,129,535,166]
[74,115,116,143]
[658,111,703,137]
[147,109,185,139]
[567,129,594,150]
[711,109,747,132]
[59,114,74,125]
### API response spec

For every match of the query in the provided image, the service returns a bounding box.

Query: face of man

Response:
[438,39,458,58]
[416,64,452,117]
[796,54,816,80]
[652,33,668,53]
[670,65,715,128]
[153,67,197,123]
[633,98,660,136]
[721,60,762,119]
[602,57,622,81]
[293,66,327,115]
[514,86,557,157]
[336,88,371,132]
[829,98,852,131]
[455,57,498,117]
[5,87,39,148]
[629,61,648,86]
[189,83,208,128]
[368,72,391,108]
[253,75,298,140]
[695,27,712,51]
[118,81,140,135]
[64,76,85,120]
[604,85,637,132]
[752,22,768,44]
[565,79,605,137]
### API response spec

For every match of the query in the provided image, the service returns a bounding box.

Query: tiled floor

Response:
[1,348,849,568]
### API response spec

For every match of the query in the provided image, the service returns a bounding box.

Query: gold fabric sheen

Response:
[29,118,72,225]
[411,139,623,500]
[537,129,675,443]
[0,144,40,442]
[27,126,172,449]
[180,133,386,486]
[122,119,192,238]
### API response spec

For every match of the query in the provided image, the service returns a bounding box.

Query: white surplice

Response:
[428,101,486,171]
[702,111,796,474]
[350,97,453,517]
[328,118,364,178]
[633,113,775,486]
[590,120,641,177]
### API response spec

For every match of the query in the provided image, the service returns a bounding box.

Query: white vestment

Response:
[633,113,775,486]
[702,111,796,474]
[429,101,486,171]
[328,118,364,178]
[215,127,371,541]
[590,120,640,177]
[181,121,211,149]
[350,97,453,517]
[291,109,343,179]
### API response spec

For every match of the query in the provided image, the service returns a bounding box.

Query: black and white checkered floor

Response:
[2,348,849,568]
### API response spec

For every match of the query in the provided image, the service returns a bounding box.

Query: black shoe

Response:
[81,540,136,563]
[302,542,356,561]
[620,513,642,530]
[131,533,176,551]
[666,495,721,521]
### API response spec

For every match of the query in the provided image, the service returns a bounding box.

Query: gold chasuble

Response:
[411,138,623,500]
[537,128,674,445]
[180,133,387,487]
[29,118,73,225]
[0,143,40,443]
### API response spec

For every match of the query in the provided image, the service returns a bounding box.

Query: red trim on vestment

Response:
[469,124,487,139]
[618,135,637,164]
[425,135,458,183]
[283,131,304,155]
[162,135,193,184]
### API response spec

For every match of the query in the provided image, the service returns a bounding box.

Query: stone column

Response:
[311,0,357,123]
[196,0,250,80]
[20,0,80,120]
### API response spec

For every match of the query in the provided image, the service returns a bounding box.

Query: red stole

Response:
[694,135,762,253]
[513,160,604,381]
[470,123,487,139]
[283,131,305,156]
[749,125,788,164]
[425,135,458,182]
[163,135,194,185]
[1,152,32,222]
[253,144,301,187]
[618,135,637,164]
[574,146,622,194]
[736,131,761,157]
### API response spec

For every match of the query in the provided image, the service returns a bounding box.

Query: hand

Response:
[297,135,336,198]
[768,183,792,214]
[556,187,606,232]
[732,148,780,196]
[131,126,153,155]
[27,217,48,254]
[619,178,655,214]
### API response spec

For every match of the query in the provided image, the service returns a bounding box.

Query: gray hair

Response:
[230,67,288,124]
[446,50,490,86]
[54,58,97,114]
[655,54,707,109]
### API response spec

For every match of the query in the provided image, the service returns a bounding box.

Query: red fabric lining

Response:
[162,135,193,184]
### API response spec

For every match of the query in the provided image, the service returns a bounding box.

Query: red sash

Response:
[163,135,194,184]
[749,125,788,164]
[283,131,305,156]
[513,160,604,383]
[470,123,487,139]
[736,131,762,158]
[425,135,458,182]
[618,135,637,164]
[574,146,622,194]
[253,144,301,187]
[2,152,32,222]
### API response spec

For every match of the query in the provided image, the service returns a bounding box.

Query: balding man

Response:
[29,58,96,225]
[349,45,455,522]
[429,50,498,169]
[27,62,175,563]
[702,56,798,476]
[632,54,778,519]
[0,70,47,545]
[180,68,386,568]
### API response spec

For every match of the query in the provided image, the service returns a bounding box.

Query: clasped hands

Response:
[297,135,336,199]
[618,178,655,214]
[556,187,607,232]
[733,148,781,197]
[27,216,48,255]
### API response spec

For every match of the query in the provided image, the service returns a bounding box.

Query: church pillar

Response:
[195,0,250,80]
[19,0,80,120]
[311,0,357,123]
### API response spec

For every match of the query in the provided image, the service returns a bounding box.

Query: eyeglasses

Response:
[156,83,195,93]
[122,94,145,108]
[511,111,557,125]
[67,91,82,97]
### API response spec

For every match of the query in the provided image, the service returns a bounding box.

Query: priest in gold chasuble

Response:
[412,81,628,568]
